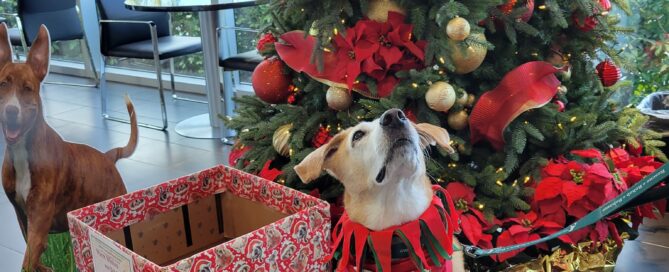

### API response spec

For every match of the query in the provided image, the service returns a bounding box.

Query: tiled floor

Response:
[0,74,667,271]
[0,73,231,271]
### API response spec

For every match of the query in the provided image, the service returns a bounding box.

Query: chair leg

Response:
[13,46,20,61]
[100,56,110,118]
[100,55,168,131]
[169,58,207,104]
[155,57,168,131]
[82,38,100,86]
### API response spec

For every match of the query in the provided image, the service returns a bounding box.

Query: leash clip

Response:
[463,245,481,258]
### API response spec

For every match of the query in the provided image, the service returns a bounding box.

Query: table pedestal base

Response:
[175,114,234,144]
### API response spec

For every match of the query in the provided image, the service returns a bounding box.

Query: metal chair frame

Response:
[171,25,259,107]
[98,19,168,131]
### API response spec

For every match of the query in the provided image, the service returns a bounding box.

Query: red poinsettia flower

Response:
[446,182,496,249]
[494,211,566,262]
[535,150,624,220]
[259,160,282,181]
[332,25,378,89]
[607,147,665,227]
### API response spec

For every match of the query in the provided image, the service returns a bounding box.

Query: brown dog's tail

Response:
[105,95,138,162]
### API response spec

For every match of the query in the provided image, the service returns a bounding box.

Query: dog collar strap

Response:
[328,186,459,271]
[463,162,669,258]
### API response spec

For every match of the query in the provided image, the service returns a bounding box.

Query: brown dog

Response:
[0,23,137,271]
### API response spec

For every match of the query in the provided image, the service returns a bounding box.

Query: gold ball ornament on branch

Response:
[446,17,471,41]
[425,81,456,112]
[326,86,353,111]
[273,124,293,157]
[365,0,405,22]
[466,94,476,107]
[449,33,488,74]
[456,91,469,106]
[448,110,469,130]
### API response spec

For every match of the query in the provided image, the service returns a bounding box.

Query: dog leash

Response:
[462,162,669,258]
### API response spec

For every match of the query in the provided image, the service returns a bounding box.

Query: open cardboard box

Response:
[67,165,331,272]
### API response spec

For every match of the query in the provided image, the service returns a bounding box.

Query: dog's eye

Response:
[0,81,7,88]
[352,130,365,142]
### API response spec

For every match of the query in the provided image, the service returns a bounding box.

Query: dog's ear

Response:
[0,23,12,68]
[27,24,50,81]
[414,123,455,153]
[294,145,328,183]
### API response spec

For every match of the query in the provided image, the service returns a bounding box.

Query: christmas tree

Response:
[226,0,667,269]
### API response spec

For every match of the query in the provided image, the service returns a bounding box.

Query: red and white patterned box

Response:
[67,165,331,272]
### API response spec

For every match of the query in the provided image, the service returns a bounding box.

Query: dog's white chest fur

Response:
[351,178,431,231]
[10,140,31,205]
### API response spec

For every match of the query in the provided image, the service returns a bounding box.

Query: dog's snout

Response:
[381,109,407,128]
[5,105,18,119]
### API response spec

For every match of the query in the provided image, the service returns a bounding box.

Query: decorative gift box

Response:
[67,165,331,272]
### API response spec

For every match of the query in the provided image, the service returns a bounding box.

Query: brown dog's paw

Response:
[33,264,54,272]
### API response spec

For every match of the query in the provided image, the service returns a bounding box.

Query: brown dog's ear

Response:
[27,24,50,81]
[0,23,12,68]
[294,145,328,183]
[415,123,455,153]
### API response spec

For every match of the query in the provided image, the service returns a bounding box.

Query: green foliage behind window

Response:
[626,0,669,104]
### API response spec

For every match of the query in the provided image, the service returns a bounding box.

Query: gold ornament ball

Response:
[456,91,469,106]
[448,110,469,130]
[466,94,476,106]
[557,85,568,95]
[273,124,293,157]
[446,17,471,41]
[425,81,456,112]
[326,86,353,111]
[449,33,488,74]
[365,0,406,22]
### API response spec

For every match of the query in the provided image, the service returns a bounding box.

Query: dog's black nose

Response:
[380,109,407,128]
[5,105,18,119]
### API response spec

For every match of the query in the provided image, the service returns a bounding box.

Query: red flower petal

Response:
[494,230,523,262]
[461,214,483,245]
[446,182,476,203]
[259,160,283,181]
[570,148,603,160]
[535,177,564,201]
[543,161,566,177]
[535,197,565,215]
[562,181,588,207]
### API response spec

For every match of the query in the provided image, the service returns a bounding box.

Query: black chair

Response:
[96,0,203,131]
[1,0,98,87]
[217,21,263,119]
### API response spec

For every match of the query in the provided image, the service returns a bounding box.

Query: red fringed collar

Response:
[328,185,460,271]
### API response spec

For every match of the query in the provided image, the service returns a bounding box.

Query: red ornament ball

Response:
[572,13,597,32]
[497,0,534,22]
[252,58,292,104]
[554,100,565,112]
[596,59,621,87]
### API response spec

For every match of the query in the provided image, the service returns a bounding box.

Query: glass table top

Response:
[125,0,259,12]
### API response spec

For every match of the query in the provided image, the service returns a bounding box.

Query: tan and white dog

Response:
[295,108,465,271]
